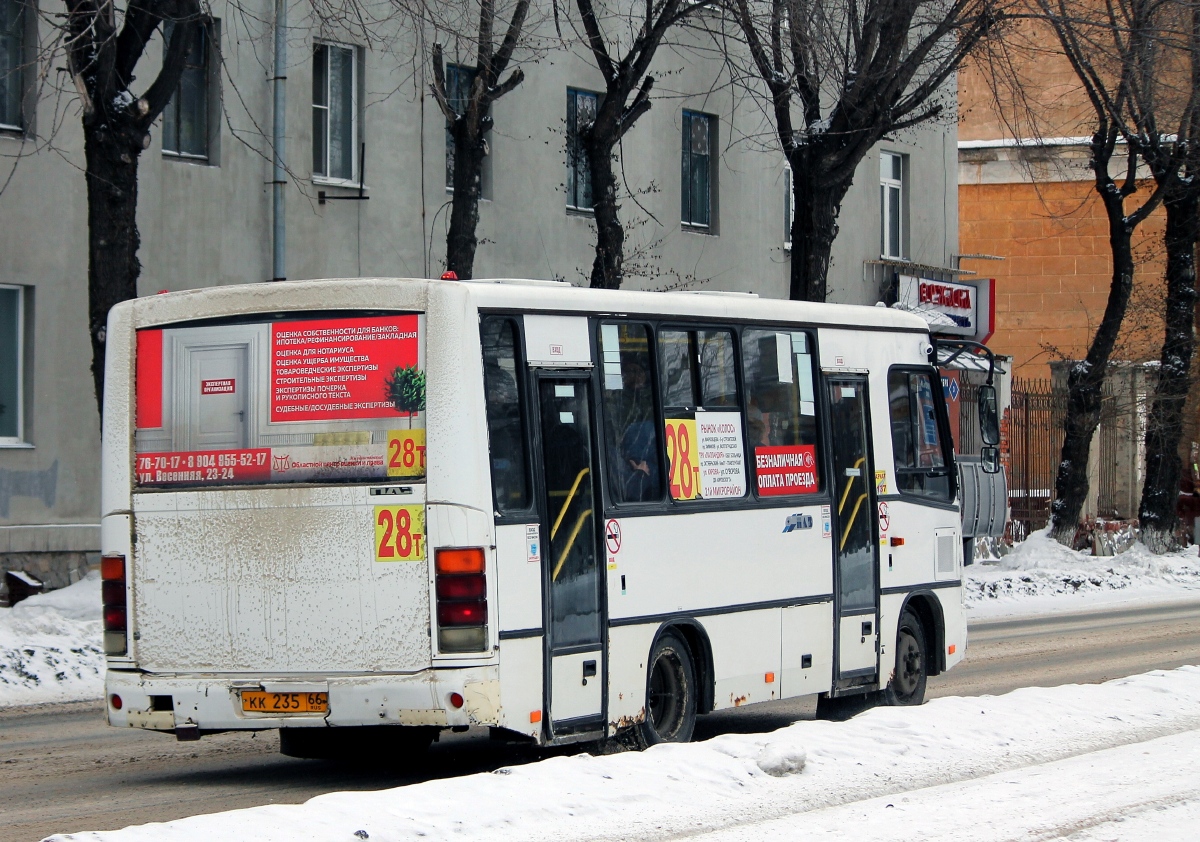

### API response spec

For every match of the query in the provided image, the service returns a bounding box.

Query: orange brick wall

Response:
[960,180,1165,380]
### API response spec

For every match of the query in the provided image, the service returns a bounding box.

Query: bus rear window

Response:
[134,313,425,488]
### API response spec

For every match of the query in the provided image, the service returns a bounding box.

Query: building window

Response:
[0,0,26,131]
[880,151,904,258]
[681,110,715,229]
[783,165,794,250]
[313,43,359,183]
[0,285,24,444]
[162,22,213,160]
[444,63,491,199]
[566,88,597,211]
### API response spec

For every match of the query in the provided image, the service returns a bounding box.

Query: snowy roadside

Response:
[47,665,1200,842]
[0,572,104,707]
[965,529,1200,620]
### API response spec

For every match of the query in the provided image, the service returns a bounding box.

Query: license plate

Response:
[240,691,329,713]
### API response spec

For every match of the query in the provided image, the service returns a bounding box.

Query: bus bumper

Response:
[104,666,501,733]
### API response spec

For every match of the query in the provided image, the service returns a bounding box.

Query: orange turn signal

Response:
[890,537,905,547]
[765,672,776,684]
[436,547,485,574]
[530,710,542,723]
[101,553,125,581]
[948,644,957,655]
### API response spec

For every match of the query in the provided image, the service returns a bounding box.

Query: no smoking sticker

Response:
[878,501,890,534]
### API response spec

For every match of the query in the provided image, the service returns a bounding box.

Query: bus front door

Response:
[827,377,880,687]
[534,375,605,736]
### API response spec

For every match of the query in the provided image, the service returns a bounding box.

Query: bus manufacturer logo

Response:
[782,513,813,533]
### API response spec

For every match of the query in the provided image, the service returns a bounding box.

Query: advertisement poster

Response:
[695,412,746,498]
[754,444,819,496]
[271,315,420,422]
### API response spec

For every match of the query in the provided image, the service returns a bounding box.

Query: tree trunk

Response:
[445,119,487,279]
[788,154,843,302]
[1049,213,1136,545]
[586,137,622,290]
[1138,189,1199,552]
[85,123,145,415]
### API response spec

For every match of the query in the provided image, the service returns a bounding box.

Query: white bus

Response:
[101,277,997,754]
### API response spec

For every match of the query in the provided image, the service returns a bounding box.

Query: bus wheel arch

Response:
[639,623,708,745]
[899,591,945,676]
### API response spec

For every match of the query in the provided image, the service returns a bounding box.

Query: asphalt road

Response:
[3,598,1200,842]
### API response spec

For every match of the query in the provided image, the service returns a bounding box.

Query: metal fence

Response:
[1007,378,1066,538]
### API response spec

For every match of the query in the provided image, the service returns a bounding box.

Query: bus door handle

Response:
[861,621,873,637]
[582,660,597,685]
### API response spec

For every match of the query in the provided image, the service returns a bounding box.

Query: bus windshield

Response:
[133,312,426,487]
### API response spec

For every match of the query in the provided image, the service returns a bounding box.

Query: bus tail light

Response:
[101,553,128,656]
[435,548,488,653]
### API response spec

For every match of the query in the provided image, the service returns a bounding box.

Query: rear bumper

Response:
[105,666,501,732]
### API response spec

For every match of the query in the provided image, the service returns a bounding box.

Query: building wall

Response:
[0,3,959,582]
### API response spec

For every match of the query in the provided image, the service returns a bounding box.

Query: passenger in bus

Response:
[612,358,660,502]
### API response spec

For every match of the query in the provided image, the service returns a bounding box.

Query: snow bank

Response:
[50,665,1200,842]
[966,529,1200,618]
[0,571,104,707]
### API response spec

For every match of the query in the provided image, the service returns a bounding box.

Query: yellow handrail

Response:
[837,456,866,514]
[840,493,868,551]
[552,509,594,581]
[551,467,590,539]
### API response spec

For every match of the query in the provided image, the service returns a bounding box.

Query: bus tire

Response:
[883,610,928,706]
[640,631,697,745]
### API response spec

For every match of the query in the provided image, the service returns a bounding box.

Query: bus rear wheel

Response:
[640,632,697,746]
[883,610,928,706]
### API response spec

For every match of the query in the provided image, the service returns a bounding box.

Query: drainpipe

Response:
[271,0,286,281]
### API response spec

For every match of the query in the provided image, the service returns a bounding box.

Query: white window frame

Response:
[880,151,904,259]
[0,283,26,446]
[312,40,360,187]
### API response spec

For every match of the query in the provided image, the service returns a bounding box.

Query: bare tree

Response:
[564,0,713,290]
[430,0,532,279]
[65,0,204,411]
[726,0,1001,302]
[1128,1,1200,552]
[1035,0,1180,545]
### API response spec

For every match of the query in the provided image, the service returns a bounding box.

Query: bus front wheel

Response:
[640,632,697,745]
[883,610,928,706]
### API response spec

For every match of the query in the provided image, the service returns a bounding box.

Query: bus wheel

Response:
[640,632,697,745]
[883,610,928,706]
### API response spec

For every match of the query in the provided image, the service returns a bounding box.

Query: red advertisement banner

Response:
[270,315,419,422]
[754,444,819,496]
[136,449,271,485]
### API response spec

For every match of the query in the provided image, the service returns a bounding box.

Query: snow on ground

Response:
[966,529,1200,619]
[47,665,1200,842]
[0,571,104,707]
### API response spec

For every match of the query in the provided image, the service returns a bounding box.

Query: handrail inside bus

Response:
[552,509,594,581]
[840,493,868,551]
[837,457,866,514]
[551,468,590,539]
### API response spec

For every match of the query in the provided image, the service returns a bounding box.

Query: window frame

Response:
[783,165,794,251]
[880,151,905,259]
[681,109,717,231]
[480,313,538,524]
[161,19,218,162]
[566,87,599,212]
[444,63,492,201]
[0,283,26,446]
[886,364,957,504]
[0,0,30,134]
[312,40,361,187]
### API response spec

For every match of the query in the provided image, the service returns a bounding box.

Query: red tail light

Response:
[101,553,128,655]
[437,599,488,627]
[435,548,488,653]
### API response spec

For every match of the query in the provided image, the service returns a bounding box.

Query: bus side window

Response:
[742,329,821,497]
[599,322,663,504]
[481,317,531,514]
[658,326,746,502]
[888,369,952,502]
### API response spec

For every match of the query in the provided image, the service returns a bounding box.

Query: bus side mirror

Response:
[978,384,1000,446]
[981,445,1000,474]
